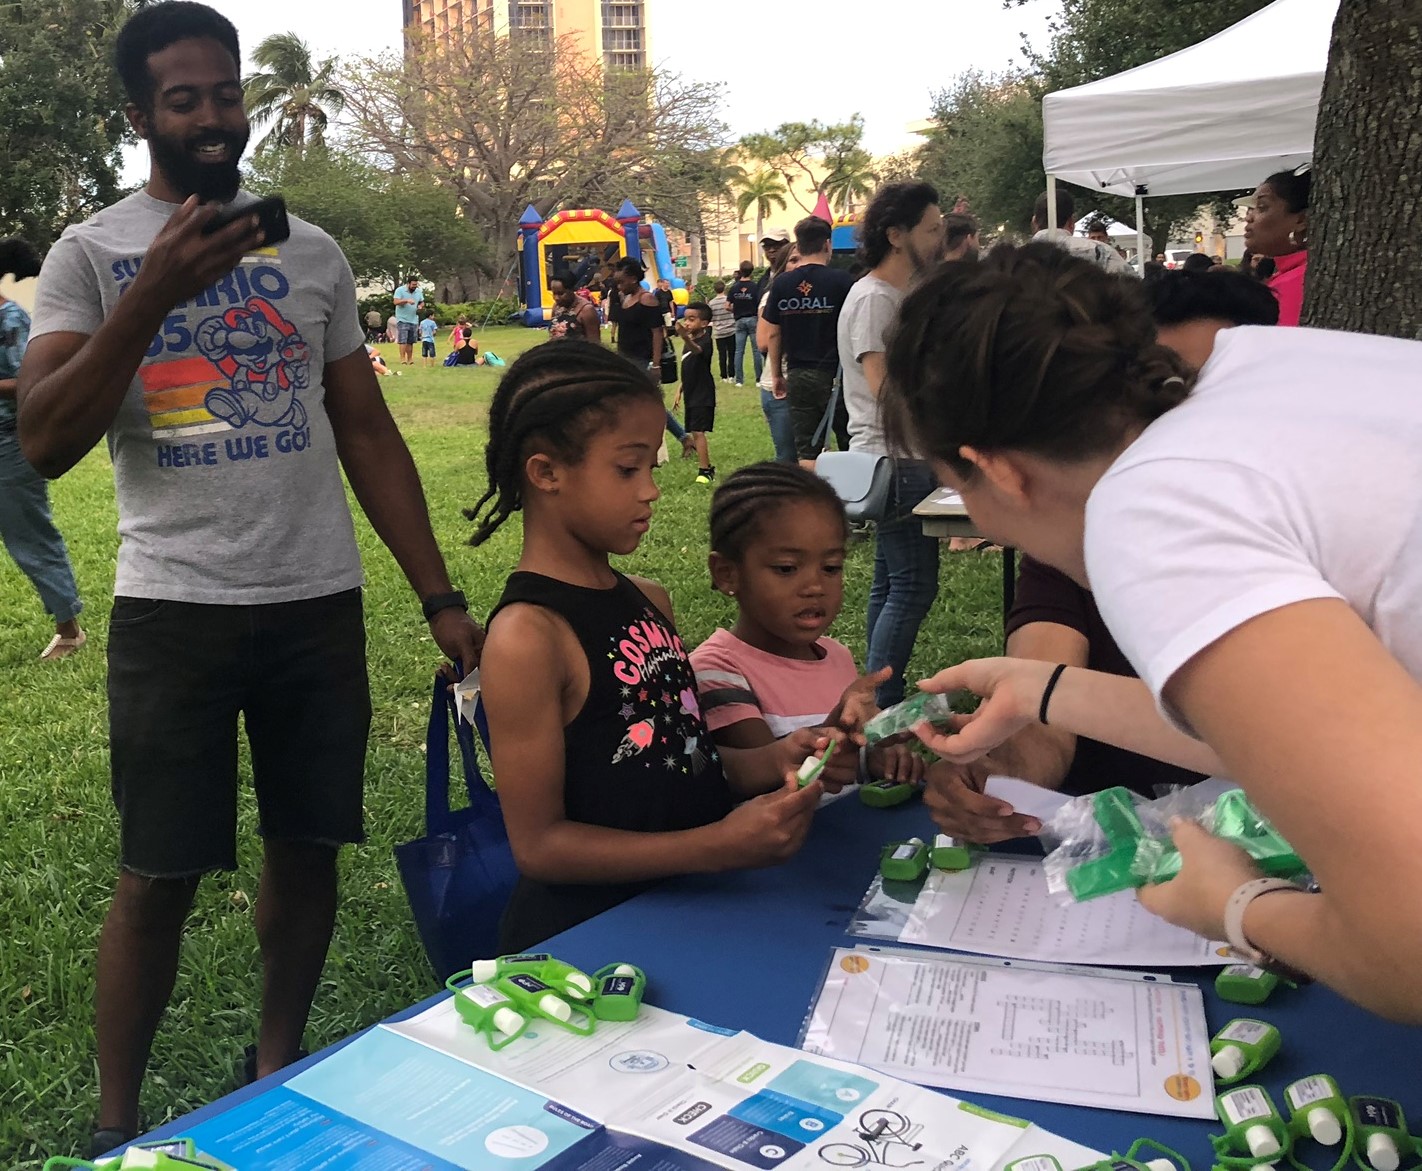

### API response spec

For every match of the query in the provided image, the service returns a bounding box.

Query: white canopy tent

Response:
[1075,212,1148,247]
[1041,0,1337,262]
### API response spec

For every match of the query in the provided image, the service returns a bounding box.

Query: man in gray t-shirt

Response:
[835,181,945,707]
[16,5,483,1155]
[1030,188,1136,276]
[840,274,905,457]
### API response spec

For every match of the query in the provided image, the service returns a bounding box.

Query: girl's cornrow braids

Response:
[463,341,662,546]
[708,462,846,561]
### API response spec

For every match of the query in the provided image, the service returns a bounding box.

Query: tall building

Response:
[402,0,650,70]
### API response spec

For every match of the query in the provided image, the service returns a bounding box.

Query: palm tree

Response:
[733,168,789,247]
[700,147,746,272]
[824,149,878,214]
[243,33,348,157]
[707,147,747,206]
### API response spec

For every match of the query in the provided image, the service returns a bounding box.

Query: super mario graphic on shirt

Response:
[113,245,315,468]
[197,300,310,430]
[608,604,717,777]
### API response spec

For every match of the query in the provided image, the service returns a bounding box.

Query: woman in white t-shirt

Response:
[879,240,1422,1022]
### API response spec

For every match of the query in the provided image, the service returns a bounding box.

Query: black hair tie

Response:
[1039,663,1068,725]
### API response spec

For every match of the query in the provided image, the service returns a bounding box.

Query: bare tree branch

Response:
[338,31,727,278]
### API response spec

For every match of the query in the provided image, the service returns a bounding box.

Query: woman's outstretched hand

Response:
[912,657,1057,762]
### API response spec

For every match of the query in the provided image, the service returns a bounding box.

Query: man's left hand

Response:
[866,742,925,784]
[429,608,486,677]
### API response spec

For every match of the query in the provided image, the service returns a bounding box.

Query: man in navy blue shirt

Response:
[762,217,855,468]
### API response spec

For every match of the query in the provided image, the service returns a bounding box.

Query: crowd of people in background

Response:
[520,163,1313,505]
[358,160,1308,392]
[349,161,1309,488]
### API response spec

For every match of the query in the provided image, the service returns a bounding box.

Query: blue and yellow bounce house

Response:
[830,213,859,265]
[517,198,688,326]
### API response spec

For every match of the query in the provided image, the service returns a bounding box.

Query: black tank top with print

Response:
[489,570,732,951]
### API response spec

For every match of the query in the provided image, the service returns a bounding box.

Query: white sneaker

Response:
[41,630,86,660]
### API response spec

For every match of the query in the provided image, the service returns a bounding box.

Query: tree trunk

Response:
[687,230,702,281]
[1141,208,1161,261]
[696,210,710,275]
[1302,0,1422,338]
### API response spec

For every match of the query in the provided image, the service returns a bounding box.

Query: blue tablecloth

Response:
[144,794,1421,1167]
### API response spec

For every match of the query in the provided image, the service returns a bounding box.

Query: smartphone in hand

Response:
[203,195,291,246]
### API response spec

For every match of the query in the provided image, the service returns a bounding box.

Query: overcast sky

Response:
[122,0,1059,182]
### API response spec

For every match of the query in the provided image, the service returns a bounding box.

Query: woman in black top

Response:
[612,257,664,370]
[654,278,675,328]
[612,257,693,456]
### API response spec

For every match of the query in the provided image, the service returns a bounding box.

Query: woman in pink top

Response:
[1244,169,1310,326]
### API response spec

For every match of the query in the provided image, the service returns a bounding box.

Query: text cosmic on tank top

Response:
[612,617,685,687]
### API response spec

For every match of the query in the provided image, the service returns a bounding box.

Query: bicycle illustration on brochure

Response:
[817,1108,926,1167]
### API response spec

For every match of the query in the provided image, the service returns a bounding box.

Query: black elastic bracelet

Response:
[1038,663,1068,725]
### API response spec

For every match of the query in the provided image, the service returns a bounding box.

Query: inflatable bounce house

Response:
[517,198,688,326]
[830,212,859,268]
[810,192,860,269]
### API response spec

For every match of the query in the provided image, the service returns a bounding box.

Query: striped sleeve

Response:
[690,640,765,733]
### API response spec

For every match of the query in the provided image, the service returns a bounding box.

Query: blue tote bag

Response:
[395,673,517,981]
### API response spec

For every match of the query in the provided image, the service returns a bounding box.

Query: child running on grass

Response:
[469,342,826,952]
[691,462,926,788]
[675,302,716,483]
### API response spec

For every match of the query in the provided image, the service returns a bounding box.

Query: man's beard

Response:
[906,241,940,279]
[148,128,248,203]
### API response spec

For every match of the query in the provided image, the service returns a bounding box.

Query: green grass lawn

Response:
[0,324,1002,1167]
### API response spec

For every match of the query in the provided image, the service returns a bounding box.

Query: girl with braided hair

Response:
[469,342,823,951]
[692,462,927,789]
[878,240,1422,1022]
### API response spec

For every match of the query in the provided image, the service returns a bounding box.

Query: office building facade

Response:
[402,0,650,70]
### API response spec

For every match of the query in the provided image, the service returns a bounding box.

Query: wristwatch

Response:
[421,590,468,622]
[1223,876,1312,981]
